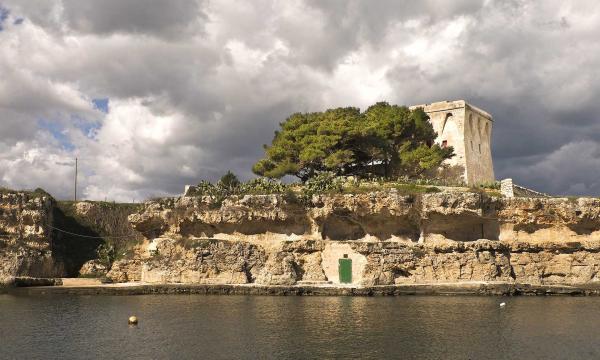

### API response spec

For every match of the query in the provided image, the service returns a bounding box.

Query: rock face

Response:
[0,191,65,285]
[3,188,600,288]
[104,191,600,287]
[78,259,108,278]
[138,238,265,284]
[53,201,143,277]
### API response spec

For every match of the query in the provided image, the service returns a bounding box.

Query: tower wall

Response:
[409,100,495,185]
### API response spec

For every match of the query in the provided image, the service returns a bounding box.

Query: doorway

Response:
[338,254,352,284]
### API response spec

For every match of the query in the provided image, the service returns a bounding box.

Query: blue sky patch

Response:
[72,115,101,139]
[0,6,10,31]
[13,18,23,25]
[38,119,75,151]
[92,98,109,114]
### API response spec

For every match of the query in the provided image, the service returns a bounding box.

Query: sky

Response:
[1,0,599,201]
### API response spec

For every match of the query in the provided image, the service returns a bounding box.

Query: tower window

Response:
[471,141,474,151]
[441,140,448,148]
[478,144,481,153]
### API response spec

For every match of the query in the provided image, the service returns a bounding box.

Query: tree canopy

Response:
[253,102,454,181]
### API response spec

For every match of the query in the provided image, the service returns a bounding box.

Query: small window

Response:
[441,140,448,148]
[471,141,474,150]
[478,144,481,153]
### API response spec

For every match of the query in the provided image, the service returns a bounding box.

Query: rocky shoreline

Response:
[7,281,600,296]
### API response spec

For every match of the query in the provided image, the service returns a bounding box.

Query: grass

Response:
[468,186,502,198]
[340,182,441,195]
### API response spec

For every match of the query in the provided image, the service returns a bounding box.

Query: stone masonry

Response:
[410,100,495,185]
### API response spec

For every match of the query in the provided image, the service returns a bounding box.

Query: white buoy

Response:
[499,302,506,308]
[128,316,138,325]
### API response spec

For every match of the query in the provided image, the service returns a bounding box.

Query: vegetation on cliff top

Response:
[0,187,51,198]
[188,171,445,204]
[252,102,454,181]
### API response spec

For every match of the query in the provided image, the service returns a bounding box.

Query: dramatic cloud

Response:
[0,0,599,200]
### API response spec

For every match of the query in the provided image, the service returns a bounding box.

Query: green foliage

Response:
[238,178,288,194]
[189,174,291,208]
[188,180,219,197]
[476,181,501,190]
[217,171,241,194]
[282,188,302,205]
[399,143,454,178]
[0,187,51,198]
[253,102,454,181]
[303,172,344,195]
[96,243,115,267]
[253,108,363,181]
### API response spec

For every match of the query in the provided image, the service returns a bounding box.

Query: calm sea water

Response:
[1,294,599,359]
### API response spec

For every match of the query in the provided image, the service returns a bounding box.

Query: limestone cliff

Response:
[0,190,64,284]
[52,201,143,276]
[107,191,600,287]
[2,187,599,288]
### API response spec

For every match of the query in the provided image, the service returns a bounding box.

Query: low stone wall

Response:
[10,282,600,296]
[501,178,549,198]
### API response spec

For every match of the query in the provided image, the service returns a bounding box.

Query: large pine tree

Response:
[253,102,454,181]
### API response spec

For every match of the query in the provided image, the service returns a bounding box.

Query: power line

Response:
[47,224,141,239]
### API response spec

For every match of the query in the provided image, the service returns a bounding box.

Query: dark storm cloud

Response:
[61,0,205,37]
[1,0,599,199]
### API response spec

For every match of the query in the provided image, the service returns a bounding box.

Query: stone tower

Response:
[409,100,495,185]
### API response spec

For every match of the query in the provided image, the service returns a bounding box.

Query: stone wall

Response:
[410,100,495,185]
[501,178,549,198]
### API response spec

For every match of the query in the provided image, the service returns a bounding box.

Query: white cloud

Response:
[0,0,599,200]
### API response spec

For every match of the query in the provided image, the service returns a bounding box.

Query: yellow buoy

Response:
[128,316,138,325]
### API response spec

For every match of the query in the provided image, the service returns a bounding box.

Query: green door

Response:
[339,258,352,284]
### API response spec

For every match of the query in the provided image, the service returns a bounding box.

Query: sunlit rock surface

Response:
[106,191,600,286]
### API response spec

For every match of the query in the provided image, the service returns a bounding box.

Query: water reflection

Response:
[1,294,600,359]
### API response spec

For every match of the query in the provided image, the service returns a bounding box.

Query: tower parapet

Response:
[409,100,495,185]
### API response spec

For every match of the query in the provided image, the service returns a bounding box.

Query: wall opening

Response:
[468,114,474,135]
[442,113,453,134]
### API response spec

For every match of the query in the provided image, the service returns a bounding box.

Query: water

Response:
[1,294,600,359]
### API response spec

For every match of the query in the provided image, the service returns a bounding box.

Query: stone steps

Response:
[296,280,333,286]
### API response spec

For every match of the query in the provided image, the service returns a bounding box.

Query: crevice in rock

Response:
[321,212,366,240]
[568,220,600,235]
[513,223,552,234]
[423,214,500,241]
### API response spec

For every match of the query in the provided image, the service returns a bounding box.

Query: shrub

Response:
[217,171,241,194]
[188,180,220,197]
[476,181,501,190]
[304,172,344,195]
[282,188,302,205]
[238,178,288,194]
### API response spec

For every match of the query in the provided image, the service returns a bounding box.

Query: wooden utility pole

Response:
[74,157,78,202]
